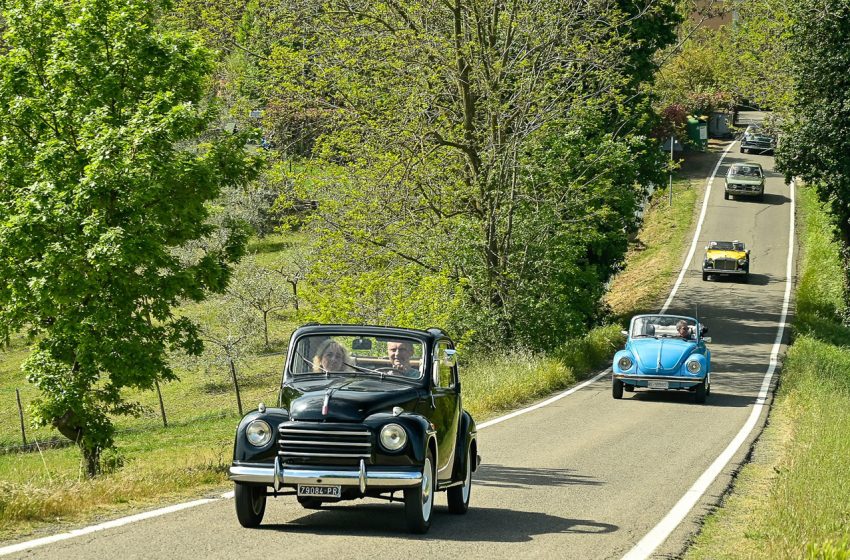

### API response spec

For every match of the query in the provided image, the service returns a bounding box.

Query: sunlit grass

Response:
[606,179,698,319]
[686,186,850,558]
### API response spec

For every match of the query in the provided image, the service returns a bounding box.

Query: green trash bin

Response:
[686,115,708,151]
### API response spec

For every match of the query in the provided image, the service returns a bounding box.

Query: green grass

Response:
[606,178,699,319]
[0,175,700,540]
[685,186,850,559]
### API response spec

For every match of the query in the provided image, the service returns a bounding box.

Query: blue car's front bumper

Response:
[613,373,705,389]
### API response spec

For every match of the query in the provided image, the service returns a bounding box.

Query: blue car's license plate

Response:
[298,485,341,498]
[648,380,669,390]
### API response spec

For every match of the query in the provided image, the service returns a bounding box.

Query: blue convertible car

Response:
[612,314,712,403]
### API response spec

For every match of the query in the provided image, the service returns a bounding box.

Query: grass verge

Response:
[685,186,850,559]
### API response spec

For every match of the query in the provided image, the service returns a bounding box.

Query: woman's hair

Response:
[312,339,348,372]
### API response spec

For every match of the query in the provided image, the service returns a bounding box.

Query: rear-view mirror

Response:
[352,337,372,350]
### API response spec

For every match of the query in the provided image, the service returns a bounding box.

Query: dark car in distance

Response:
[229,324,480,534]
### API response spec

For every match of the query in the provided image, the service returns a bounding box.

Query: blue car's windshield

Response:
[631,316,698,340]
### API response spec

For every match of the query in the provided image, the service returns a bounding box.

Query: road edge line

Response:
[622,177,796,560]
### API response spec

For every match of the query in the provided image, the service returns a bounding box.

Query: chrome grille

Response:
[714,258,739,271]
[279,425,372,461]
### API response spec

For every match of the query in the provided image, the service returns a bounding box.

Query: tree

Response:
[227,256,292,350]
[776,0,850,241]
[264,0,678,348]
[0,0,261,475]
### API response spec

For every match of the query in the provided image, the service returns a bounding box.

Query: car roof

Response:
[289,323,451,344]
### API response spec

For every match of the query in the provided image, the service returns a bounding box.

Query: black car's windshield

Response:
[631,315,698,340]
[290,334,425,380]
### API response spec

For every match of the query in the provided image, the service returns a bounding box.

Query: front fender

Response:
[613,349,636,374]
[364,413,434,464]
[233,408,289,463]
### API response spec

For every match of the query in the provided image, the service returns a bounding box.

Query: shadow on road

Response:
[258,505,618,541]
[473,464,603,489]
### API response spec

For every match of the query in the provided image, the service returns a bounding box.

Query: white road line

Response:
[622,178,796,560]
[0,498,217,557]
[660,141,737,314]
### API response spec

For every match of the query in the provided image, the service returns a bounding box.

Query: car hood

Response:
[706,249,747,260]
[287,377,422,422]
[629,338,696,374]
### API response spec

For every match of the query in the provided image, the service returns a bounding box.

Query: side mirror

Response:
[441,348,457,367]
[352,337,372,350]
[621,330,628,336]
[700,325,709,335]
[703,337,712,343]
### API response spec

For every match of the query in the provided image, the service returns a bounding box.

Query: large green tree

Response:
[264,0,677,348]
[0,0,260,475]
[776,0,850,240]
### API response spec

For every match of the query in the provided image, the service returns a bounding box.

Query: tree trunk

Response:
[82,445,101,477]
[262,310,270,350]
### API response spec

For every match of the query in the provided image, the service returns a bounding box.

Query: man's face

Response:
[678,324,688,336]
[387,341,413,370]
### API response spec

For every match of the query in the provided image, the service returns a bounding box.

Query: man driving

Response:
[387,340,420,377]
[676,320,694,340]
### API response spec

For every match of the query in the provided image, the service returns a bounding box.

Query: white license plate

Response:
[648,380,669,390]
[297,485,341,498]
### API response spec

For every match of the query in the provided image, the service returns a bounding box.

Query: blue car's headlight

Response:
[618,356,633,370]
[686,360,702,374]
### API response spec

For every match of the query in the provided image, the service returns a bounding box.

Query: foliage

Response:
[226,255,292,349]
[654,27,735,116]
[259,0,677,350]
[0,0,261,475]
[776,0,850,244]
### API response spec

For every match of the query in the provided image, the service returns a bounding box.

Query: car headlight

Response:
[246,419,272,447]
[686,360,702,374]
[380,423,408,452]
[738,258,747,266]
[618,356,633,370]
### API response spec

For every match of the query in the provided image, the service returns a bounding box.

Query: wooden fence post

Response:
[15,389,27,446]
[229,358,243,416]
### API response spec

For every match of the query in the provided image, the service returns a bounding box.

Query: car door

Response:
[430,339,461,483]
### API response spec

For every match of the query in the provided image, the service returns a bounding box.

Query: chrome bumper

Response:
[614,374,704,383]
[229,458,422,491]
[702,267,747,275]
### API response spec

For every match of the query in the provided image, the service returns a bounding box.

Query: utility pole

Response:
[669,135,674,206]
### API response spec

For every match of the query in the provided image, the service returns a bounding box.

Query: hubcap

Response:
[421,457,433,520]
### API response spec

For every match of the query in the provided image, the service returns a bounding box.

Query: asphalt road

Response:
[2,135,794,559]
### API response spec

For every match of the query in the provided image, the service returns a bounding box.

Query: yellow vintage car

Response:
[702,240,750,282]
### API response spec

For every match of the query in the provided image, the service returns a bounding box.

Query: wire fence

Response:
[0,353,287,455]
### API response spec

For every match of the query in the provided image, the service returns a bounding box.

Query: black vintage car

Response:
[229,324,480,533]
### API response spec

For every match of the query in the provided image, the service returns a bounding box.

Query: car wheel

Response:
[234,483,266,528]
[624,384,635,392]
[447,445,472,514]
[758,193,764,202]
[297,496,323,510]
[724,191,730,200]
[702,272,708,281]
[405,448,435,533]
[694,380,708,404]
[612,378,624,399]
